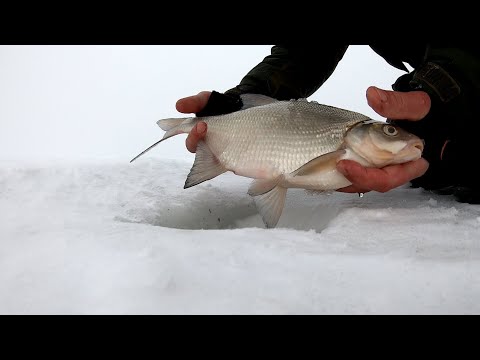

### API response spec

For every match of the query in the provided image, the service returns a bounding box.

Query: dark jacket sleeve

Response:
[224,45,349,100]
[393,45,480,143]
[410,46,480,107]
[391,45,480,191]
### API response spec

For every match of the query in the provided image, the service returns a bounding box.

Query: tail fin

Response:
[130,117,193,163]
[157,118,186,131]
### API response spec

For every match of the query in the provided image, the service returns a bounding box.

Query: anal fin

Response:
[184,141,227,188]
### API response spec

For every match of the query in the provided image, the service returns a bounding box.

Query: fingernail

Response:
[197,122,206,134]
[374,87,388,103]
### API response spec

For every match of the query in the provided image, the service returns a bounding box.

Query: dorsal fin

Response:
[240,93,279,110]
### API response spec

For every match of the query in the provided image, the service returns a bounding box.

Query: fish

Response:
[131,94,424,228]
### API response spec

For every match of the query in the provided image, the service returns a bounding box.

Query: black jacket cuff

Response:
[195,91,243,117]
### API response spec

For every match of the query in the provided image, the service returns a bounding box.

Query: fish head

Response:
[344,120,424,167]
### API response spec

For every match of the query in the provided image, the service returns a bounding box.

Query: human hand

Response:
[176,91,211,153]
[336,86,431,194]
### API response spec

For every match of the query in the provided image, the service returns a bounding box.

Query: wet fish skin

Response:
[131,94,424,228]
[130,94,368,176]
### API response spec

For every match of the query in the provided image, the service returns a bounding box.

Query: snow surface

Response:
[1,45,479,314]
[1,158,480,314]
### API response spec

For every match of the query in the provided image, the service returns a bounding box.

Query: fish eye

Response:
[383,125,398,136]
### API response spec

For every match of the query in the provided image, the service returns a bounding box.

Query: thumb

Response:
[176,91,212,114]
[366,86,431,121]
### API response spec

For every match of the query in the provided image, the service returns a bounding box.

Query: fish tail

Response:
[158,117,195,142]
[130,117,195,163]
[157,117,193,131]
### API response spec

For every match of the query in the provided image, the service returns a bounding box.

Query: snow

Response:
[1,158,479,314]
[1,44,479,314]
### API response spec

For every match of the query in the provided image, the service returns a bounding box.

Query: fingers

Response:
[176,91,212,114]
[366,86,431,121]
[185,121,207,153]
[336,158,429,193]
[177,91,210,153]
[346,85,430,194]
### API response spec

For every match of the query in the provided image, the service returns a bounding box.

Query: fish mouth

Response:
[406,138,425,158]
[414,139,425,152]
[413,140,425,152]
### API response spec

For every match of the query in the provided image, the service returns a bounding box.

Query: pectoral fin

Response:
[284,149,350,191]
[291,150,346,176]
[184,141,227,188]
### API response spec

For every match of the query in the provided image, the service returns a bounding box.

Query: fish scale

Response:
[195,100,368,176]
[131,94,424,228]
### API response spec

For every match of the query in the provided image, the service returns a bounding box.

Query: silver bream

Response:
[131,94,424,228]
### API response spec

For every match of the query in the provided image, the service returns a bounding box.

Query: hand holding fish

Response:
[176,91,212,153]
[133,90,426,228]
[176,87,430,195]
[336,86,430,194]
